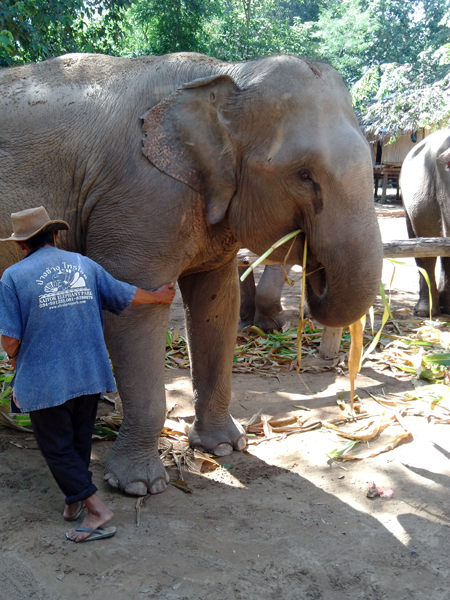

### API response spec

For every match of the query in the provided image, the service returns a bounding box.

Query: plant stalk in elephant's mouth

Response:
[239,229,302,283]
[297,236,308,371]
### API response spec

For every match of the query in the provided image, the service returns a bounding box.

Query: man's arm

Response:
[1,334,20,367]
[131,283,176,305]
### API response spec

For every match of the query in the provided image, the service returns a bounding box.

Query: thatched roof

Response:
[356,87,450,141]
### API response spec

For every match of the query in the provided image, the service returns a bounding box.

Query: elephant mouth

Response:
[304,252,327,298]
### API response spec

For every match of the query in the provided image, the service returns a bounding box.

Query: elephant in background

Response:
[0,52,383,496]
[400,129,450,316]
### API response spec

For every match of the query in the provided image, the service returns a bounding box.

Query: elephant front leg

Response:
[439,257,450,315]
[414,257,439,317]
[179,263,247,456]
[103,306,170,496]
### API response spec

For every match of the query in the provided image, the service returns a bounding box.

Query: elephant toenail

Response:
[149,476,168,495]
[124,481,148,496]
[236,436,247,451]
[213,443,233,457]
[104,473,119,488]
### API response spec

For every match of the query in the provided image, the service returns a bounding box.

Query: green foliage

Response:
[120,0,216,56]
[352,49,450,136]
[118,0,316,61]
[0,0,132,66]
[313,0,375,82]
[203,0,314,61]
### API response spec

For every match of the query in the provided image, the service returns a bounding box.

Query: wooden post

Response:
[381,171,388,204]
[319,326,343,360]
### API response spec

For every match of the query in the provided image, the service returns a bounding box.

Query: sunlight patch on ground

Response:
[201,469,246,489]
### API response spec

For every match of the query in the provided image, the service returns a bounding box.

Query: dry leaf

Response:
[170,479,193,493]
[261,414,274,437]
[348,316,366,414]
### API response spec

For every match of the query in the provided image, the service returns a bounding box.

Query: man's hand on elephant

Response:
[131,283,176,305]
[153,283,176,304]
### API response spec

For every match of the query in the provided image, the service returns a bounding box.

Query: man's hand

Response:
[154,283,176,304]
[131,283,176,306]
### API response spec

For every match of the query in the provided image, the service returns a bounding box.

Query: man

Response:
[0,206,175,542]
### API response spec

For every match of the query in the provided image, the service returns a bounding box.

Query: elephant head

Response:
[141,56,383,328]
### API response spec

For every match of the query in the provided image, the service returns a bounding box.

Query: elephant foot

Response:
[254,312,286,333]
[414,300,438,317]
[238,318,254,332]
[104,450,169,496]
[188,415,247,456]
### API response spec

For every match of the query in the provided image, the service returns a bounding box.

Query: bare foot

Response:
[66,493,113,542]
[63,501,84,521]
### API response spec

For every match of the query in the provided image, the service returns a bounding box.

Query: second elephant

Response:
[400,128,450,316]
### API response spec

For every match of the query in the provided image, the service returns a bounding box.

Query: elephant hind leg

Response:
[238,266,256,330]
[254,264,289,332]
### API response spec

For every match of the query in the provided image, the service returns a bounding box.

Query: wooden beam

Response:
[383,237,450,258]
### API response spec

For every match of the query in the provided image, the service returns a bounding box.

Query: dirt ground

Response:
[2,207,450,600]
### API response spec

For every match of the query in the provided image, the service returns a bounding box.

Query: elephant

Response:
[0,52,383,496]
[239,264,293,332]
[400,128,450,316]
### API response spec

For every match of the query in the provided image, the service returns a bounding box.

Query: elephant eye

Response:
[210,92,216,102]
[298,169,312,181]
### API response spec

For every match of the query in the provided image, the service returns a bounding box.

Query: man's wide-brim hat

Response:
[0,206,70,242]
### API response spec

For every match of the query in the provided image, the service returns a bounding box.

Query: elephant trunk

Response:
[305,208,383,328]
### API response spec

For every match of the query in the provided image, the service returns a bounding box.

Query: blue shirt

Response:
[0,247,136,412]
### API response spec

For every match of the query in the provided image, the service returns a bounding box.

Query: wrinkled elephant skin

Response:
[401,129,450,317]
[0,53,382,495]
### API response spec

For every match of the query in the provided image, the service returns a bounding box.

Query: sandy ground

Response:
[2,206,450,600]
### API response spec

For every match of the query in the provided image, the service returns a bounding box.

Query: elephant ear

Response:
[141,75,239,225]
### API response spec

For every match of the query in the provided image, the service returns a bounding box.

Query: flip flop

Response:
[64,502,84,522]
[66,525,117,543]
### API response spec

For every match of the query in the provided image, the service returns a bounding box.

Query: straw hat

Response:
[0,206,70,242]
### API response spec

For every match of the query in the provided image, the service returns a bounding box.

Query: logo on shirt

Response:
[37,262,94,309]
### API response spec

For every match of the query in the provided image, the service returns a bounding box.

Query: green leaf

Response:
[327,440,359,458]
[362,282,391,361]
[422,353,450,366]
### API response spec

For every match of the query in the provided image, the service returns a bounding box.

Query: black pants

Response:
[30,394,99,505]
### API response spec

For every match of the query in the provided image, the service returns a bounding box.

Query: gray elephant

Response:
[400,129,450,316]
[239,264,293,332]
[0,52,383,496]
